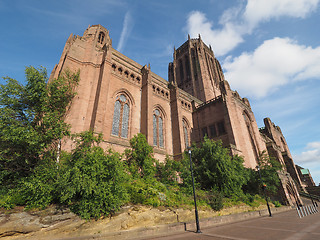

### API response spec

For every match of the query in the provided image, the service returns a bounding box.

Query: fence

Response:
[296,204,318,218]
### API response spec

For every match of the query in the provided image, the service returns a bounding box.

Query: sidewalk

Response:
[144,208,320,240]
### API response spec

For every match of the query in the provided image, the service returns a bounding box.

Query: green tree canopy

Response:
[125,133,156,179]
[0,66,79,184]
[57,131,129,219]
[242,151,282,196]
[184,137,248,196]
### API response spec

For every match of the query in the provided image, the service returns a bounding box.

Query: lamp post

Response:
[188,147,201,233]
[256,165,272,217]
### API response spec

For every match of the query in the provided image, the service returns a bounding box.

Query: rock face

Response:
[0,206,83,239]
[0,204,274,240]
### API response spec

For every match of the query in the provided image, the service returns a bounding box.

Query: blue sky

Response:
[1,0,319,185]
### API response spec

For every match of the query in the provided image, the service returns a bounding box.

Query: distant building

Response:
[296,165,315,188]
[50,25,305,206]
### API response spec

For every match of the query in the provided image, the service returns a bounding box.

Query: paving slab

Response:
[145,209,320,240]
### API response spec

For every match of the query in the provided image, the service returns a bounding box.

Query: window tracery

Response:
[153,109,164,148]
[183,119,190,148]
[111,94,130,138]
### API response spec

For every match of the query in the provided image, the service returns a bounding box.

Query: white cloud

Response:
[294,142,320,163]
[117,11,134,52]
[186,11,244,56]
[223,37,320,98]
[186,0,320,56]
[244,0,320,26]
[306,142,320,150]
[294,142,320,177]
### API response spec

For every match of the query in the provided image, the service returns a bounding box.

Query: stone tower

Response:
[168,35,225,102]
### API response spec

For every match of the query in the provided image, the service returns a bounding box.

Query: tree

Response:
[57,131,129,219]
[244,151,282,195]
[156,156,182,185]
[184,137,248,196]
[125,133,156,179]
[0,66,79,185]
[257,151,282,194]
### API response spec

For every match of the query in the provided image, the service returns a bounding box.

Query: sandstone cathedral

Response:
[50,24,304,206]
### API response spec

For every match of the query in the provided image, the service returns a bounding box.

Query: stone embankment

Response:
[0,204,291,240]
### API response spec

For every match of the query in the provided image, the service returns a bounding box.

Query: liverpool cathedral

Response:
[50,24,305,206]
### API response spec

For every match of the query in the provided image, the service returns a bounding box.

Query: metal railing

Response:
[296,204,318,218]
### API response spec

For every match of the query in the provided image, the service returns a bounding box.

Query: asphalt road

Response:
[145,208,320,240]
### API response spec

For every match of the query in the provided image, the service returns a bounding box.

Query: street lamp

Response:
[256,165,272,217]
[188,147,201,233]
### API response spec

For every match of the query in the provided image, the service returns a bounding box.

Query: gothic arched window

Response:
[111,94,130,138]
[183,119,190,149]
[153,109,164,148]
[98,32,105,44]
[179,59,184,81]
[185,55,191,81]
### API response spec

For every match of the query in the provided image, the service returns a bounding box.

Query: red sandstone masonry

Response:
[50,25,303,205]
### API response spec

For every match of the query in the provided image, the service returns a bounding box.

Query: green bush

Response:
[243,152,281,196]
[273,200,281,207]
[207,189,224,211]
[156,156,182,186]
[0,67,79,185]
[57,131,130,219]
[0,193,14,210]
[12,159,59,209]
[182,138,248,197]
[125,133,156,179]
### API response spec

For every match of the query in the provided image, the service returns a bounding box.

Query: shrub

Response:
[125,133,156,179]
[156,156,182,186]
[10,159,60,210]
[207,189,224,211]
[57,131,130,219]
[273,200,281,207]
[0,67,79,185]
[183,138,248,196]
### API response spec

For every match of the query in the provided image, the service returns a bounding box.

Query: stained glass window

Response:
[111,100,121,136]
[183,120,189,148]
[111,94,130,138]
[121,103,129,138]
[153,115,157,146]
[159,117,163,148]
[153,109,164,148]
[120,94,127,102]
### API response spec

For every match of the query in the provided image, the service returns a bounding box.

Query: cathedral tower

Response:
[168,35,225,102]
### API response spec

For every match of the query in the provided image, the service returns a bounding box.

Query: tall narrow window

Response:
[217,121,226,135]
[191,49,198,80]
[98,32,105,44]
[185,55,191,81]
[179,59,184,82]
[183,120,189,148]
[202,127,208,138]
[153,115,158,146]
[153,109,164,148]
[209,124,217,138]
[111,94,130,138]
[159,117,164,148]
